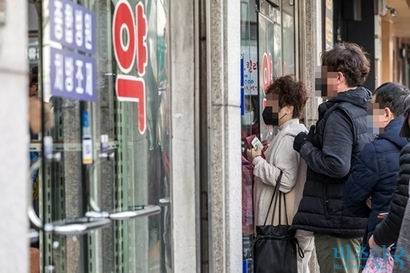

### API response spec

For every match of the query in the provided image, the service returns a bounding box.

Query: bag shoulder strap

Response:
[263,170,284,226]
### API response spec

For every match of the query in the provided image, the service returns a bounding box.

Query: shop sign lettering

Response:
[112,0,148,134]
[261,53,273,94]
[49,0,96,54]
[50,47,96,101]
[241,45,258,95]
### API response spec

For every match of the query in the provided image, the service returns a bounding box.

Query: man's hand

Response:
[368,235,381,249]
[293,125,315,153]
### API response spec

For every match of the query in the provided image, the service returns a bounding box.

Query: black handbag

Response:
[252,171,304,273]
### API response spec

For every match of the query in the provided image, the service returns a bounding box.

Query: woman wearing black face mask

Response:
[246,75,314,273]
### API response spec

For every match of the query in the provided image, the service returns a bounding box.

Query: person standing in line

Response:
[291,42,374,273]
[343,82,410,268]
[367,95,410,271]
[247,75,315,273]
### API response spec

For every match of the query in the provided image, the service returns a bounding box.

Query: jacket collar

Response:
[279,118,299,131]
[384,116,405,133]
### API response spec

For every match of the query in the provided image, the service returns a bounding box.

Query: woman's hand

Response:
[262,140,269,152]
[246,147,262,163]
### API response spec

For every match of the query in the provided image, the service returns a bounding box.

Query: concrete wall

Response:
[0,0,29,272]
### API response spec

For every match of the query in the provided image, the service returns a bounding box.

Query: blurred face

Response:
[262,93,293,127]
[316,66,349,99]
[326,72,339,97]
[369,95,395,131]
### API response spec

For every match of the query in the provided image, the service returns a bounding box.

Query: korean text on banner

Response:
[49,0,96,54]
[50,47,97,102]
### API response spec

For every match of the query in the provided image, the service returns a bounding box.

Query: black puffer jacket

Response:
[373,143,410,247]
[291,87,374,238]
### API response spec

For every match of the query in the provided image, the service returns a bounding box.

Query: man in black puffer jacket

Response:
[367,95,410,272]
[343,83,410,268]
[292,43,374,273]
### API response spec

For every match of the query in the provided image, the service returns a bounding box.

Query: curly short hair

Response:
[321,42,370,87]
[265,75,308,119]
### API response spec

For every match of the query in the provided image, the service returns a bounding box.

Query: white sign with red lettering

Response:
[112,0,148,134]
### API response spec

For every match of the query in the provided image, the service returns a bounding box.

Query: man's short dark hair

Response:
[321,42,370,87]
[373,82,410,117]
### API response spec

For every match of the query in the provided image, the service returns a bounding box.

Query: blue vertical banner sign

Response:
[240,54,245,115]
[50,47,97,101]
[49,0,96,54]
[48,0,97,102]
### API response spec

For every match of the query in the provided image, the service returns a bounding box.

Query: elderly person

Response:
[247,75,313,273]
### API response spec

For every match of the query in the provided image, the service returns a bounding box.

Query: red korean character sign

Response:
[112,0,148,134]
[261,53,273,95]
[261,52,273,109]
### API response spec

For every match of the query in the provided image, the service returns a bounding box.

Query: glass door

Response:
[29,0,172,272]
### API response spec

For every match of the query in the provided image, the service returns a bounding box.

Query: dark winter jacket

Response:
[372,142,410,247]
[291,87,374,238]
[393,198,410,272]
[343,117,409,262]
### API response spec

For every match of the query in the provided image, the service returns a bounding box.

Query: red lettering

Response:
[113,1,148,135]
[136,3,148,76]
[246,60,258,74]
[262,53,273,94]
[113,1,136,73]
[116,75,146,134]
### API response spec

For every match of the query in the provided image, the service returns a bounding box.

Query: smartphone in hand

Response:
[244,134,265,159]
[251,137,263,150]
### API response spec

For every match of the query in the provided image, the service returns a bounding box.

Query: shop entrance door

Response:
[28,0,172,272]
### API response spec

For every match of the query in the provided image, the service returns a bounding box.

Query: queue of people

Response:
[244,42,410,273]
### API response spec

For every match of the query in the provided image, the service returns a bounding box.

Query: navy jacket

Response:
[344,117,410,254]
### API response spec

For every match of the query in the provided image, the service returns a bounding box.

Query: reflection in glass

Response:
[282,2,295,76]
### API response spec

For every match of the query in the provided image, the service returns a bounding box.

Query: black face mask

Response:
[262,107,287,126]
